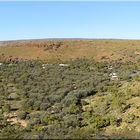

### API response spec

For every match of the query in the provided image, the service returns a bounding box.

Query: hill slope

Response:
[1,39,140,62]
[0,39,140,139]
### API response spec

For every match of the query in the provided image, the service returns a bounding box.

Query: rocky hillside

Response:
[1,39,140,62]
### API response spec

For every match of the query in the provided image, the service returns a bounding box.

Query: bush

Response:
[17,111,28,120]
[41,115,58,125]
[64,103,80,114]
[40,103,50,111]
[92,115,110,129]
[63,115,79,128]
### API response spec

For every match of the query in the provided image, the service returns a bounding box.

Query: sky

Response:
[0,1,140,41]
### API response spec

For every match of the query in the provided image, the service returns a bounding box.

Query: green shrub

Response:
[17,111,28,120]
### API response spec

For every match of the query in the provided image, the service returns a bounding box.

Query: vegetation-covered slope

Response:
[0,58,140,139]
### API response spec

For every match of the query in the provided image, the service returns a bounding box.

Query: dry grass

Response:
[1,39,140,61]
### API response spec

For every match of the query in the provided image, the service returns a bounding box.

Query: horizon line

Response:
[1,38,140,42]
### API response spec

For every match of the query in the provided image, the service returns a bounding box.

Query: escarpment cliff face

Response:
[1,39,140,62]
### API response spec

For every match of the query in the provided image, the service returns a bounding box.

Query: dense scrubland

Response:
[0,40,140,139]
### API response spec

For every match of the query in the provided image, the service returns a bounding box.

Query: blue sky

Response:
[0,1,140,41]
